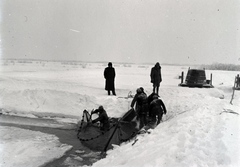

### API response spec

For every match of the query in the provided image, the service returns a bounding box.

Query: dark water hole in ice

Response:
[0,115,105,167]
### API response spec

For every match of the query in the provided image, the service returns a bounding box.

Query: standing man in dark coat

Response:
[104,62,116,96]
[150,62,162,95]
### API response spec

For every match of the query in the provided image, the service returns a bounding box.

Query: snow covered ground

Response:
[0,60,239,167]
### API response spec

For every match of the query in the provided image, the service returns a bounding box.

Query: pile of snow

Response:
[0,60,239,167]
[0,126,72,167]
[93,100,240,167]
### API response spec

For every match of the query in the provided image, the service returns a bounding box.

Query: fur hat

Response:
[152,93,160,99]
[136,88,142,94]
[108,62,112,67]
[155,62,160,67]
[98,105,104,110]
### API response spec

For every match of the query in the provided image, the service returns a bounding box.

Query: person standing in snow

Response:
[150,62,162,95]
[104,62,116,96]
[91,106,110,131]
[236,74,240,88]
[149,94,167,126]
[130,88,148,129]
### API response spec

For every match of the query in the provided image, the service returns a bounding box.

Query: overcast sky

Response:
[1,0,240,64]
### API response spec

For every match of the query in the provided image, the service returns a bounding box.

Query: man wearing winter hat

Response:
[131,87,148,129]
[104,62,116,96]
[149,94,167,127]
[150,62,162,95]
[91,106,110,131]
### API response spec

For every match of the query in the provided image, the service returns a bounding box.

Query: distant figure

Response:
[236,74,240,88]
[149,94,167,126]
[150,62,162,95]
[104,62,116,96]
[91,106,110,131]
[131,88,148,129]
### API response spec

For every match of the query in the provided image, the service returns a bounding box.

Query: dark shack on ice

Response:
[179,68,214,88]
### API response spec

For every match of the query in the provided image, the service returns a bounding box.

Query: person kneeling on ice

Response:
[149,94,167,127]
[131,87,148,129]
[91,106,110,131]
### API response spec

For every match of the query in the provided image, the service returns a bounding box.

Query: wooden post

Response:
[104,121,120,152]
[210,73,213,86]
[230,76,237,105]
[237,74,240,88]
[181,71,184,84]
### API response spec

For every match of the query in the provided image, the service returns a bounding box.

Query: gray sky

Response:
[1,0,240,64]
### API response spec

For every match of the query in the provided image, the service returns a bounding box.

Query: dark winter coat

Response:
[150,64,162,86]
[131,92,148,115]
[92,109,110,131]
[149,98,167,125]
[104,67,116,91]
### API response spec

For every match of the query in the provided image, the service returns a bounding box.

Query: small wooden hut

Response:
[179,68,214,88]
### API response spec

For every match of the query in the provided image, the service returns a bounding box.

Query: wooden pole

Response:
[210,73,213,86]
[181,71,184,84]
[104,121,120,152]
[230,76,237,105]
[237,74,240,88]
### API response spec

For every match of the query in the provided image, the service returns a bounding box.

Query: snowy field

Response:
[0,59,240,167]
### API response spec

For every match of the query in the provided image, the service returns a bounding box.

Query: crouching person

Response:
[91,106,110,131]
[149,94,167,127]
